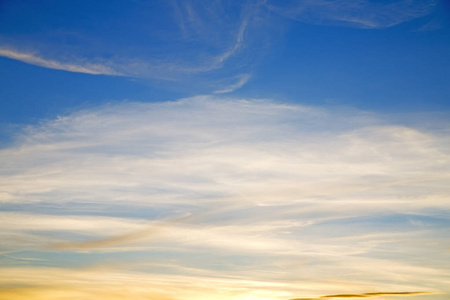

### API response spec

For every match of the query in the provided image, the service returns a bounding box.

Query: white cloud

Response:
[2,96,449,211]
[1,97,449,297]
[0,48,122,76]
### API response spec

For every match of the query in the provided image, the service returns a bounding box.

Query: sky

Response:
[0,1,450,300]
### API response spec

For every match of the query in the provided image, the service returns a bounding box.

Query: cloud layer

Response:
[1,96,449,299]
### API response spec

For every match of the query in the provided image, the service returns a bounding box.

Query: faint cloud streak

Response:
[51,213,196,250]
[0,47,121,76]
[214,73,251,93]
[265,0,438,29]
[291,291,436,300]
[0,0,263,92]
[0,0,439,93]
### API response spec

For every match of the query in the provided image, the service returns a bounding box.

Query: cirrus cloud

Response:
[0,97,449,299]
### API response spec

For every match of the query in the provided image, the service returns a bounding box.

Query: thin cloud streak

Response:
[214,73,251,93]
[291,291,436,300]
[51,213,196,250]
[265,0,438,29]
[0,0,261,92]
[0,0,438,93]
[0,48,121,76]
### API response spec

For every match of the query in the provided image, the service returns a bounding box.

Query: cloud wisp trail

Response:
[265,0,438,29]
[51,213,198,250]
[0,0,262,92]
[0,0,438,93]
[290,291,436,299]
[0,48,121,76]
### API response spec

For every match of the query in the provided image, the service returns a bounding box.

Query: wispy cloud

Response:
[265,0,438,29]
[0,1,263,92]
[0,0,439,93]
[51,213,196,250]
[2,97,450,217]
[1,97,449,298]
[291,291,436,300]
[214,73,251,93]
[0,48,121,76]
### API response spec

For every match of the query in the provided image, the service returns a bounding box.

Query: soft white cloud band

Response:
[1,97,449,299]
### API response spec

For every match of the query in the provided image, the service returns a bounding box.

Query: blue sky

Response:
[1,1,450,300]
[1,0,449,125]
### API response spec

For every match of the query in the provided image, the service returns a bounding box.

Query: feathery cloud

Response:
[1,97,449,298]
[0,0,438,94]
[51,213,196,250]
[265,0,438,29]
[0,0,261,92]
[0,48,121,76]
